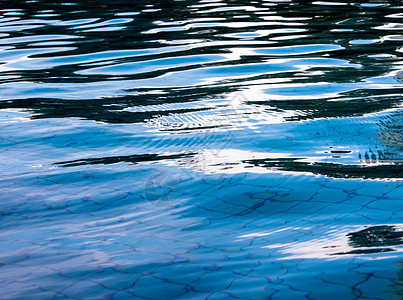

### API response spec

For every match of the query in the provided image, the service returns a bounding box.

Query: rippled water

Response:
[1,0,403,299]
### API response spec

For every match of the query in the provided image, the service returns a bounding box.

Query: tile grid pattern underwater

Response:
[0,0,403,299]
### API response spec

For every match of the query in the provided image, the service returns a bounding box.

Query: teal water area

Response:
[0,0,403,299]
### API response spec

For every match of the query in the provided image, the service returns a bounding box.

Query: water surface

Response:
[0,0,403,299]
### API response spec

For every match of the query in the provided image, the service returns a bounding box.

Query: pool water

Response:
[1,0,403,299]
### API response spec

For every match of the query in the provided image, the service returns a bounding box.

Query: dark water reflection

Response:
[1,0,403,122]
[1,0,402,176]
[332,225,403,255]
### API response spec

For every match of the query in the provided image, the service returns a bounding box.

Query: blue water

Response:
[1,0,403,299]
